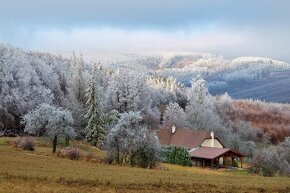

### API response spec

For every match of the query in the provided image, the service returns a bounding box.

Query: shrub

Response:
[161,146,192,166]
[12,137,35,151]
[57,147,81,160]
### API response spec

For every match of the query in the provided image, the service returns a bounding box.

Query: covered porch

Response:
[190,147,244,168]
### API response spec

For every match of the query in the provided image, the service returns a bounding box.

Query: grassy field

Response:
[0,138,289,193]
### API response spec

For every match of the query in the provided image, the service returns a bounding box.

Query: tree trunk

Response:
[52,136,58,154]
[116,137,120,164]
[65,136,70,146]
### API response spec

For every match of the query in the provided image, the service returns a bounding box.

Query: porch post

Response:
[211,159,214,168]
[240,157,243,168]
[195,159,198,167]
[202,159,205,169]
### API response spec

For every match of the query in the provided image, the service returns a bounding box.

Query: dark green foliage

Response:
[161,146,192,166]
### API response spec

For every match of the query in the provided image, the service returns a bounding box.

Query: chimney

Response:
[210,131,214,147]
[172,125,176,134]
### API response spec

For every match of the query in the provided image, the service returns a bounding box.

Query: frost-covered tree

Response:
[146,76,187,108]
[106,111,160,168]
[251,147,280,176]
[22,104,76,153]
[184,79,245,148]
[85,63,105,146]
[0,59,6,130]
[71,52,87,104]
[142,106,161,129]
[277,138,290,176]
[185,78,221,131]
[106,111,143,163]
[163,102,187,128]
[251,137,290,177]
[131,131,161,168]
[105,71,149,113]
[0,45,72,133]
[60,89,86,137]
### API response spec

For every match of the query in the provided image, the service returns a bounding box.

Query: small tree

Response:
[22,104,76,153]
[85,63,105,146]
[106,111,160,168]
[131,131,161,168]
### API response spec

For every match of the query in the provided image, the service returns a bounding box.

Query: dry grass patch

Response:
[0,137,290,193]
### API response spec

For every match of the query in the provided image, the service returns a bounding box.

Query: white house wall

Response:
[201,139,223,148]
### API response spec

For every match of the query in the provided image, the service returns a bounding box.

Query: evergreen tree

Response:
[85,63,104,146]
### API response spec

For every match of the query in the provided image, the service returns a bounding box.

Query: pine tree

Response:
[85,63,104,146]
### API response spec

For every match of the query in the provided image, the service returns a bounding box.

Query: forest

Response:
[1,44,290,176]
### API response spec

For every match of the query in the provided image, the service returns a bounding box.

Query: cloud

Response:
[1,0,289,29]
[6,26,247,55]
[0,0,289,61]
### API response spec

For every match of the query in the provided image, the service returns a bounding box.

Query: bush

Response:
[161,146,192,166]
[57,147,81,160]
[12,137,35,151]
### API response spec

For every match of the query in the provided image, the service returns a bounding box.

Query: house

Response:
[153,126,244,168]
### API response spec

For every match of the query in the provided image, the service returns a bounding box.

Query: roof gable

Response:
[153,128,211,149]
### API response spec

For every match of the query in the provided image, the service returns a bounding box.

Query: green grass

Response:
[0,137,290,193]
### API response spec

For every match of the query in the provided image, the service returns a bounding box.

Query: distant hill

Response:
[153,55,290,103]
[91,52,290,103]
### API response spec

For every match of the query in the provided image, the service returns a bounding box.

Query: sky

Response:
[0,0,290,61]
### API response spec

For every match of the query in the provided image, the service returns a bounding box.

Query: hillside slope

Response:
[224,99,290,143]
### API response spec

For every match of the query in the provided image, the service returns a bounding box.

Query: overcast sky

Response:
[0,0,289,61]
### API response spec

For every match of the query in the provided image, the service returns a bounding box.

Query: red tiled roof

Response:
[152,128,211,149]
[190,147,243,159]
